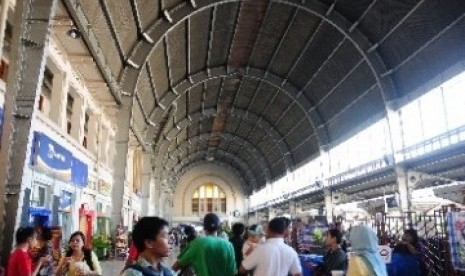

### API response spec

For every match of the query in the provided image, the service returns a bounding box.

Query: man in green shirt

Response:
[172,213,236,276]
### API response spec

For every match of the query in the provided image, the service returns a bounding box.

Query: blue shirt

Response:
[123,256,174,276]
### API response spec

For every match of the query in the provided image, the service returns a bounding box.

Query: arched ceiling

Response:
[62,0,465,194]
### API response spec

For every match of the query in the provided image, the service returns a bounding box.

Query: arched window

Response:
[192,183,226,214]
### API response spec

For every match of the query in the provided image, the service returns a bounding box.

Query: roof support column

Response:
[395,166,411,212]
[267,206,276,221]
[0,0,56,262]
[385,105,404,163]
[288,199,296,217]
[140,151,152,216]
[324,189,334,224]
[110,95,132,233]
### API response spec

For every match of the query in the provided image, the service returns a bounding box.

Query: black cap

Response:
[203,213,220,232]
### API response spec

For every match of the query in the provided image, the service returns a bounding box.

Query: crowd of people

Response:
[3,213,424,276]
[5,227,102,276]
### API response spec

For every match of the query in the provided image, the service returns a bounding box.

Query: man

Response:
[123,217,174,276]
[315,229,347,276]
[172,213,236,276]
[241,217,302,276]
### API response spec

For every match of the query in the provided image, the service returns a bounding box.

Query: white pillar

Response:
[140,152,152,216]
[324,189,333,223]
[0,0,57,261]
[395,166,410,212]
[110,95,132,233]
[87,112,99,155]
[70,94,85,143]
[49,72,68,127]
[386,107,403,162]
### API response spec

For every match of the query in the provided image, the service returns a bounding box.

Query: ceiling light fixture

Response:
[67,27,81,39]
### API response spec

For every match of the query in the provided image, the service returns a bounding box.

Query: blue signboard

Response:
[28,207,52,227]
[31,132,88,187]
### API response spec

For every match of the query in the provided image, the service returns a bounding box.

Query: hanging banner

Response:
[30,132,88,187]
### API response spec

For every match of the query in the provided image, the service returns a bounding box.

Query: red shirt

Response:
[7,248,32,276]
[128,244,139,262]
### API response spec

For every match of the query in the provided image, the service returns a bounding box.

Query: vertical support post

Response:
[324,189,333,223]
[395,166,410,212]
[110,96,132,233]
[140,151,152,216]
[0,0,56,263]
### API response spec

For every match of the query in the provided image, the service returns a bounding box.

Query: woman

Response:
[32,227,54,276]
[55,232,102,276]
[229,223,245,275]
[242,224,263,258]
[7,227,46,276]
[347,225,387,276]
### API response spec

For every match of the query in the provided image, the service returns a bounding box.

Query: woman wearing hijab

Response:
[347,225,387,276]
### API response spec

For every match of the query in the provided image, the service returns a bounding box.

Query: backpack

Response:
[127,264,174,276]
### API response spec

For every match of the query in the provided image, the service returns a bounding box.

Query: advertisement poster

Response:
[448,212,465,271]
[298,216,328,255]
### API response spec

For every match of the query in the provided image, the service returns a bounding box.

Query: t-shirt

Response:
[242,237,301,276]
[7,248,32,276]
[58,251,102,276]
[178,235,236,276]
[128,244,139,263]
[123,256,174,276]
[322,247,347,275]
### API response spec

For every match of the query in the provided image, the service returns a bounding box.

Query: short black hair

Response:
[184,225,197,242]
[267,217,287,235]
[41,226,53,241]
[231,223,245,237]
[404,228,419,246]
[203,213,220,232]
[15,227,35,244]
[327,229,342,244]
[132,216,169,252]
[280,217,291,228]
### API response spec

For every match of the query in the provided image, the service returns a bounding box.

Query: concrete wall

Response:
[171,163,247,226]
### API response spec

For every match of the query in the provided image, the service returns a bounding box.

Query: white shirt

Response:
[242,237,302,276]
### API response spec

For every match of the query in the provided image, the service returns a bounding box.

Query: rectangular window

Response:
[221,198,226,213]
[82,136,87,148]
[31,185,47,207]
[0,59,9,81]
[38,95,45,112]
[40,67,53,116]
[206,198,213,212]
[192,198,199,213]
[66,94,74,134]
[83,112,90,148]
[199,199,204,212]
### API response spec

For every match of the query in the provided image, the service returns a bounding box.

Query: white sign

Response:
[378,245,392,264]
